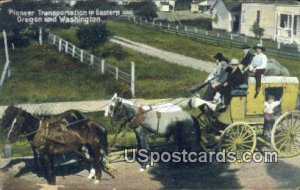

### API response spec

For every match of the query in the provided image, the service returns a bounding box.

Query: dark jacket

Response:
[225,67,244,88]
[241,52,254,68]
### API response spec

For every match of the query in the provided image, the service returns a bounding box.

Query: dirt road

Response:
[110,36,215,73]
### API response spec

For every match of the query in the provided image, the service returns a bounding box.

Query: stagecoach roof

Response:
[248,76,299,84]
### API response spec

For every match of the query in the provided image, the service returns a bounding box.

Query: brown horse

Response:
[5,106,108,185]
[1,105,87,172]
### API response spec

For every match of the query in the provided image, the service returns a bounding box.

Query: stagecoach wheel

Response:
[219,122,256,162]
[271,111,300,158]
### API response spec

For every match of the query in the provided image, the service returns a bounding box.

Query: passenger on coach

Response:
[218,58,244,111]
[202,53,229,101]
[240,44,254,84]
[249,44,268,98]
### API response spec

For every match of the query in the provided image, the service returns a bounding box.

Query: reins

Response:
[111,97,189,124]
[20,118,88,139]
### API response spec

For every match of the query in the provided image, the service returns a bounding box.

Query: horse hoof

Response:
[88,175,94,180]
[88,168,96,180]
[139,168,145,172]
[94,180,100,184]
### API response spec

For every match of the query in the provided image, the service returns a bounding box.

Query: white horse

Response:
[105,94,201,171]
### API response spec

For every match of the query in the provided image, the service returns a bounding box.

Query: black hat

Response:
[241,44,251,49]
[253,44,266,51]
[213,52,224,60]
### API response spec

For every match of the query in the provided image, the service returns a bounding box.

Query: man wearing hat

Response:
[202,52,229,101]
[249,44,268,98]
[240,44,254,71]
[219,58,244,109]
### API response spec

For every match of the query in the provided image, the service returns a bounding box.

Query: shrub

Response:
[251,21,264,39]
[126,2,158,21]
[76,24,111,52]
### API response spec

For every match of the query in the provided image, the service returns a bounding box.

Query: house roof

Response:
[223,1,242,12]
[212,0,300,12]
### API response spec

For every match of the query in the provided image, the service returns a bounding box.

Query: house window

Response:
[280,14,292,29]
[256,10,261,24]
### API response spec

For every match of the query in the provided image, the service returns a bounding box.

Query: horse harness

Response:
[132,105,162,133]
[28,119,87,148]
[31,120,50,147]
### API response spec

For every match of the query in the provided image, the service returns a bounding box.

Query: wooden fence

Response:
[116,16,300,60]
[47,31,135,97]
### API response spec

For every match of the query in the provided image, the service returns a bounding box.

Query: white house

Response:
[211,0,242,33]
[153,0,176,12]
[191,0,216,13]
[240,2,300,44]
[51,0,86,7]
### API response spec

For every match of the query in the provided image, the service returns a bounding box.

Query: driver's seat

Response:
[231,84,248,97]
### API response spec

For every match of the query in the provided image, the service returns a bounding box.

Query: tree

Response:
[251,21,265,39]
[127,2,158,21]
[76,24,111,52]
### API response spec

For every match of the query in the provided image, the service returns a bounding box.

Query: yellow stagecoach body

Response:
[230,76,299,123]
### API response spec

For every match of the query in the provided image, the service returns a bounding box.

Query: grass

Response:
[0,39,207,104]
[107,20,300,83]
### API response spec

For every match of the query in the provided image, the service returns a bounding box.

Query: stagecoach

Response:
[189,76,300,158]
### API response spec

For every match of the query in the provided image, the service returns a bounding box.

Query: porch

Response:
[276,12,300,44]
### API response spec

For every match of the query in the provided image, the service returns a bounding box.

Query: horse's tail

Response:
[93,122,109,155]
[192,116,201,151]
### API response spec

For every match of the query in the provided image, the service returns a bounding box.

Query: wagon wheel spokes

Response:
[271,111,300,157]
[219,122,256,162]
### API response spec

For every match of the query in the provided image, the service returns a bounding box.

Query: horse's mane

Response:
[1,105,20,130]
[118,97,136,106]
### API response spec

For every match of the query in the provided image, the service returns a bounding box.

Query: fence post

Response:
[90,54,94,65]
[80,50,84,62]
[152,20,155,26]
[53,35,56,45]
[206,31,208,36]
[260,38,263,45]
[72,45,76,57]
[159,22,162,28]
[184,26,187,32]
[133,16,136,23]
[65,41,68,53]
[0,30,11,87]
[58,39,62,52]
[194,27,197,33]
[168,24,170,30]
[115,67,119,80]
[39,27,43,46]
[101,59,105,74]
[244,36,247,43]
[277,41,281,56]
[4,30,11,79]
[176,25,179,32]
[131,62,135,97]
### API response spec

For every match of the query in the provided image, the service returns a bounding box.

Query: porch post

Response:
[291,14,294,43]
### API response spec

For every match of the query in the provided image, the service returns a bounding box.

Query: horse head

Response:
[105,93,133,124]
[7,109,27,143]
[1,105,20,130]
